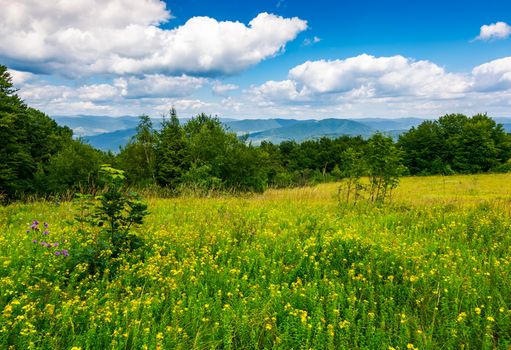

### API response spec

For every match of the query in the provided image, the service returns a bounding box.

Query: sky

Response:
[1,0,511,119]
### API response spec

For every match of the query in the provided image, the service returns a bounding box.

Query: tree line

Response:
[1,65,511,202]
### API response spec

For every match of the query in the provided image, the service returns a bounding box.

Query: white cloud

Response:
[18,83,75,103]
[288,54,470,97]
[243,54,511,118]
[153,99,211,113]
[476,21,511,41]
[77,84,120,102]
[248,55,472,108]
[221,97,242,112]
[11,52,511,120]
[13,75,213,117]
[7,69,36,85]
[17,81,116,115]
[472,56,511,91]
[117,75,206,98]
[212,82,239,95]
[249,79,311,104]
[0,1,307,77]
[303,36,321,46]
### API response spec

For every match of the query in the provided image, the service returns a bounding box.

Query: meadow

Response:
[1,174,511,349]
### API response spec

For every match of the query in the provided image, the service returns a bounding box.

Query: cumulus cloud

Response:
[116,75,206,98]
[244,54,511,117]
[476,22,511,41]
[12,72,210,116]
[17,81,214,117]
[18,83,75,104]
[151,98,212,114]
[221,97,242,112]
[472,56,511,91]
[212,83,239,96]
[249,80,311,104]
[77,84,120,102]
[248,54,472,108]
[0,0,307,77]
[11,51,511,119]
[7,69,36,85]
[288,54,470,97]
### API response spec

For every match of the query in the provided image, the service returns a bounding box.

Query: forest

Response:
[1,64,511,202]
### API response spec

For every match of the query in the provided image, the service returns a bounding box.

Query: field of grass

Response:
[1,173,511,349]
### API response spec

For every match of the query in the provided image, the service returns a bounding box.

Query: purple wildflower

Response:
[46,243,51,248]
[53,242,59,247]
[40,241,46,246]
[26,229,30,233]
[30,220,40,230]
[43,230,49,235]
[55,251,61,256]
[32,239,38,244]
[62,249,69,257]
[44,222,49,228]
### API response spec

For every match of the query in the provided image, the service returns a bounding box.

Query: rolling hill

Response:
[77,118,409,151]
[246,118,374,144]
[53,115,143,136]
[82,129,137,152]
[54,116,511,152]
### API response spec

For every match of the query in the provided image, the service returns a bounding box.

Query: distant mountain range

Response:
[54,115,142,137]
[52,115,511,152]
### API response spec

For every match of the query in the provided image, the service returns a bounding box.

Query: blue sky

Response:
[1,0,511,119]
[170,0,510,70]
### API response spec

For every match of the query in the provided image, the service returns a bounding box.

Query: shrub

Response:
[68,165,148,277]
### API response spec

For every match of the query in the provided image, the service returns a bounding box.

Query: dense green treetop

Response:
[398,113,511,175]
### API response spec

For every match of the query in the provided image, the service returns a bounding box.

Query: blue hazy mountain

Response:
[82,129,137,152]
[223,118,309,135]
[246,119,374,144]
[76,117,399,151]
[493,118,511,133]
[53,115,142,136]
[55,116,511,152]
[353,118,426,132]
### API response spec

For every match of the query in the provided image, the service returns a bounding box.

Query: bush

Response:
[68,165,148,277]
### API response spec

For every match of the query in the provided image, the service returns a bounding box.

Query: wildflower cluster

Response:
[0,173,510,349]
[26,220,69,257]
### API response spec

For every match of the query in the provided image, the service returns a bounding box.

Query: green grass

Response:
[1,173,511,349]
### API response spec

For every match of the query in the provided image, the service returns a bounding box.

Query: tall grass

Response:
[1,173,510,349]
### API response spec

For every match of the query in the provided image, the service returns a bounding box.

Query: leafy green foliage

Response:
[0,65,109,201]
[69,165,148,276]
[366,133,406,204]
[399,113,511,175]
[338,147,366,203]
[117,115,158,186]
[94,165,148,242]
[155,107,189,190]
[43,140,106,194]
[338,134,405,205]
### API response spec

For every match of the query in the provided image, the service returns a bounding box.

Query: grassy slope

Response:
[1,174,511,349]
